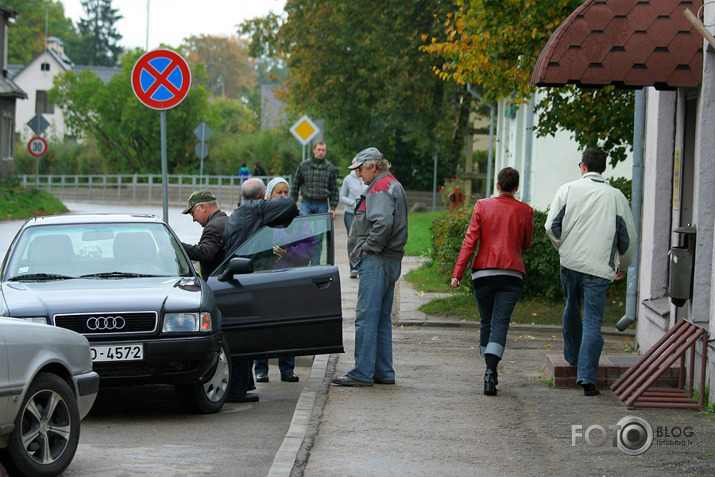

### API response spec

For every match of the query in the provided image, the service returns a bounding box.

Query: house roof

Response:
[0,77,27,99]
[531,0,703,89]
[74,65,122,84]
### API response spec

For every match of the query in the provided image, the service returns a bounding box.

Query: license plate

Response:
[91,344,143,362]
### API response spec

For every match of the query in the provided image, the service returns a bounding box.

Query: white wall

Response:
[13,51,69,143]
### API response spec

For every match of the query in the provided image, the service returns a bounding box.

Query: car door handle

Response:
[313,277,333,289]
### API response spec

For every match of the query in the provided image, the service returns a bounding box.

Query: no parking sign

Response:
[131,49,191,110]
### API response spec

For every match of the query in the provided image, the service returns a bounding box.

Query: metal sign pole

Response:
[160,110,169,223]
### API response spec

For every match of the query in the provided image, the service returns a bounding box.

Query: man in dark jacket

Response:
[180,190,229,279]
[221,178,299,403]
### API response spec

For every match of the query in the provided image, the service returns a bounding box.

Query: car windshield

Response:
[4,222,192,280]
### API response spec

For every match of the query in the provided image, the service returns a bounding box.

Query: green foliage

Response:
[277,0,468,189]
[50,49,213,174]
[64,0,123,66]
[406,211,446,257]
[534,86,635,166]
[608,176,632,204]
[5,0,78,64]
[0,187,68,220]
[14,138,107,175]
[429,207,472,276]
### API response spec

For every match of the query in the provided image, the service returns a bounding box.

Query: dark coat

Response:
[182,210,229,278]
[222,196,299,256]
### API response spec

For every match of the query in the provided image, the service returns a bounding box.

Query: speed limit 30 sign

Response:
[28,136,48,157]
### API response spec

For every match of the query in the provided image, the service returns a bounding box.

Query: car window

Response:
[218,214,332,273]
[4,222,192,279]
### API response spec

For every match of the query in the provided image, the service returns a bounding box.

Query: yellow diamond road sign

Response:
[290,115,320,145]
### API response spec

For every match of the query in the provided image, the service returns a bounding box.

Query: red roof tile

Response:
[531,0,703,89]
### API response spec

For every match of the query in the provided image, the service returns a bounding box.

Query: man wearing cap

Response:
[332,147,408,387]
[181,190,229,279]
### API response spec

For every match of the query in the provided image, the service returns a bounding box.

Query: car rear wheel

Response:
[176,339,231,414]
[3,372,80,477]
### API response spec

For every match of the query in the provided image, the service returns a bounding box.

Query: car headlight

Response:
[163,312,212,332]
[20,317,50,324]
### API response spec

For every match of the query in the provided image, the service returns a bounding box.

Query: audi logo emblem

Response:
[86,316,126,330]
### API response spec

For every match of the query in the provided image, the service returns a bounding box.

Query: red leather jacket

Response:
[452,194,534,279]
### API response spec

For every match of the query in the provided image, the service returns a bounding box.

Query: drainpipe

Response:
[617,88,645,331]
[523,94,535,203]
[466,83,496,197]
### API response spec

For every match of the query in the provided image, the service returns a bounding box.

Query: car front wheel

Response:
[3,372,80,477]
[175,339,231,414]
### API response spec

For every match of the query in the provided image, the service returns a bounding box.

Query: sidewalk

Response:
[273,210,715,477]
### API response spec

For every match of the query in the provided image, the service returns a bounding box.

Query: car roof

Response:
[21,214,165,228]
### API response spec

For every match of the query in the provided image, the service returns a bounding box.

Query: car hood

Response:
[1,277,203,317]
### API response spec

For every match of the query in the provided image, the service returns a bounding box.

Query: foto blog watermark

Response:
[571,416,695,455]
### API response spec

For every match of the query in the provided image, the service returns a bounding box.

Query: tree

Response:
[49,49,213,174]
[5,0,78,64]
[180,35,258,101]
[276,0,468,189]
[422,0,634,164]
[65,0,123,66]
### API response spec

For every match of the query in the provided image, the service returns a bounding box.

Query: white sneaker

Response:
[350,270,358,278]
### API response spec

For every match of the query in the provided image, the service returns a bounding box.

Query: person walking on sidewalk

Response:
[332,147,408,387]
[451,167,534,396]
[340,159,368,278]
[545,147,637,396]
[290,141,339,265]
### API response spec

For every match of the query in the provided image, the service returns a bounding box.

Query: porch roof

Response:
[531,0,703,90]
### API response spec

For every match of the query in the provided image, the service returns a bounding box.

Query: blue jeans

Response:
[254,357,295,375]
[348,254,402,382]
[560,266,610,385]
[472,283,522,359]
[300,201,329,265]
[344,212,356,271]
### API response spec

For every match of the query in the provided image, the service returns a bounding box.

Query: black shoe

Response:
[281,372,300,382]
[227,392,259,403]
[582,383,600,396]
[374,378,395,385]
[484,369,497,396]
[255,373,269,383]
[248,384,256,391]
[331,375,374,387]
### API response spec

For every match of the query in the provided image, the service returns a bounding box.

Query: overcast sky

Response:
[61,0,286,51]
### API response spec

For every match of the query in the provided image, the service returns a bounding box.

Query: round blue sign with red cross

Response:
[131,49,192,110]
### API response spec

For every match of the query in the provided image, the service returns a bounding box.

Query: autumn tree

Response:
[5,0,78,64]
[65,0,123,66]
[276,0,468,188]
[180,35,258,101]
[422,0,634,165]
[50,49,213,174]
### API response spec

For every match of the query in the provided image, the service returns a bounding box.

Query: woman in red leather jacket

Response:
[451,167,534,396]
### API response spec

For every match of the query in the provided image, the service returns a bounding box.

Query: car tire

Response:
[3,372,80,477]
[175,339,231,414]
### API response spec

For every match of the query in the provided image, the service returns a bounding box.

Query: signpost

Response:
[28,136,48,188]
[193,122,212,180]
[290,115,320,161]
[131,49,192,223]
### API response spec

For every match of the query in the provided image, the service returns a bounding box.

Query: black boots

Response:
[484,369,498,396]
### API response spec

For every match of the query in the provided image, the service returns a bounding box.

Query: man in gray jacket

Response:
[545,147,637,396]
[332,147,408,387]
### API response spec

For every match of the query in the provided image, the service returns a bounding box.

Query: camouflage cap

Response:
[182,190,217,214]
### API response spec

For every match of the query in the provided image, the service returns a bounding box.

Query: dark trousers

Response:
[229,357,254,395]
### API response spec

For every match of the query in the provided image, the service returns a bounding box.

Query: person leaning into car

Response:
[180,190,229,279]
[222,178,299,403]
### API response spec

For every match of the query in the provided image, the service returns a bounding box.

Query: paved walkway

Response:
[269,211,715,477]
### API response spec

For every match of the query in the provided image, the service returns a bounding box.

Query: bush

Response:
[429,207,563,300]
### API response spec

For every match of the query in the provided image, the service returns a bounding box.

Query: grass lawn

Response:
[0,186,67,221]
[405,211,626,328]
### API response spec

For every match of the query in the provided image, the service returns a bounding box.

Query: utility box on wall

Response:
[668,226,696,307]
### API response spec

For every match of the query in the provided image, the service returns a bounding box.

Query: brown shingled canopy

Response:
[531,0,703,90]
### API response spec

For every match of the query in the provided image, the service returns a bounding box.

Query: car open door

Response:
[208,213,344,359]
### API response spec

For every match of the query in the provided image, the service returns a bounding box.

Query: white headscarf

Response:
[265,176,289,200]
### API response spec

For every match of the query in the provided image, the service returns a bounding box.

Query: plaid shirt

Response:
[290,158,339,210]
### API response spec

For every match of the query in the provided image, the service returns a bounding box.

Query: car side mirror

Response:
[217,257,254,282]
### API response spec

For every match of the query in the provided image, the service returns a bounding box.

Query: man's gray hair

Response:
[241,178,266,200]
[365,157,391,172]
